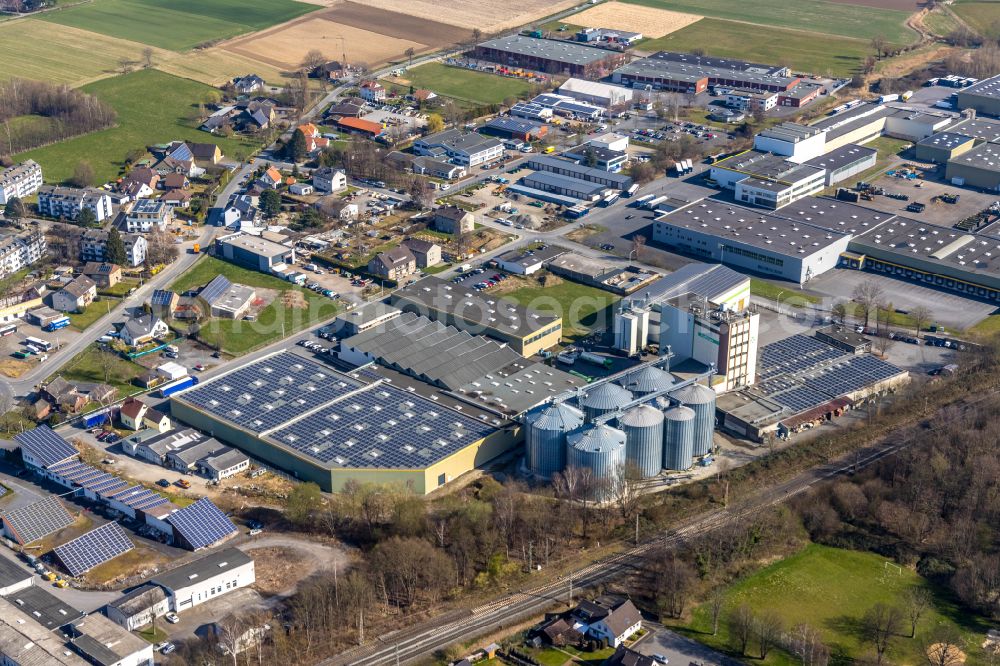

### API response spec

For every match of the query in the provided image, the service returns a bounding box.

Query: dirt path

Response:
[242,534,350,597]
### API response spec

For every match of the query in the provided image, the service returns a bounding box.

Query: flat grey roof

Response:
[816,324,870,348]
[948,140,1000,170]
[949,117,1000,142]
[151,547,252,592]
[715,150,824,185]
[455,360,586,416]
[219,233,290,259]
[774,196,895,235]
[757,122,823,143]
[71,614,148,665]
[416,128,502,155]
[657,199,850,257]
[805,143,877,172]
[916,131,977,151]
[526,154,633,187]
[644,262,747,304]
[522,171,606,196]
[0,552,32,589]
[961,74,1000,99]
[392,276,559,339]
[477,35,615,66]
[5,585,84,629]
[615,51,797,88]
[497,244,564,268]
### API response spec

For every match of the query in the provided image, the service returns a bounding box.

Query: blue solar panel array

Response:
[48,460,132,497]
[166,498,237,550]
[758,334,847,380]
[199,275,233,305]
[178,352,364,433]
[54,522,134,577]
[15,425,78,468]
[150,289,176,306]
[109,486,169,512]
[0,496,73,545]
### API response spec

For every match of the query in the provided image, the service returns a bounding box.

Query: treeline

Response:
[0,79,116,155]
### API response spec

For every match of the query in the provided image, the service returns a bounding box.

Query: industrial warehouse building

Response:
[170,350,516,493]
[612,51,796,93]
[215,232,294,272]
[709,150,827,209]
[949,117,1000,143]
[391,276,562,356]
[474,35,627,78]
[753,123,827,163]
[945,141,1000,190]
[523,155,633,190]
[956,74,1000,117]
[915,131,979,163]
[811,103,951,152]
[520,171,607,202]
[557,78,633,108]
[804,143,877,186]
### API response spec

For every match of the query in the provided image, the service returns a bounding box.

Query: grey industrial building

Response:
[473,35,627,78]
[524,155,633,190]
[520,171,607,202]
[956,74,1000,117]
[949,117,1000,143]
[709,150,826,209]
[611,51,796,93]
[915,131,978,163]
[945,141,1000,191]
[215,232,295,272]
[804,143,877,186]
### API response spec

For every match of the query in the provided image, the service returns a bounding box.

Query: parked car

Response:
[176,479,191,489]
[165,612,180,624]
[157,479,170,488]
[161,643,176,655]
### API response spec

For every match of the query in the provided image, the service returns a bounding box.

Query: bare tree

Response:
[300,49,327,73]
[215,613,247,666]
[630,234,646,261]
[874,302,896,357]
[863,603,903,666]
[729,604,755,656]
[756,610,783,659]
[141,47,154,69]
[910,305,932,338]
[117,57,135,75]
[923,626,966,666]
[871,34,888,61]
[709,587,725,636]
[904,587,932,638]
[651,550,695,619]
[790,623,830,666]
[404,47,415,67]
[852,279,884,328]
[610,462,642,521]
[832,301,848,324]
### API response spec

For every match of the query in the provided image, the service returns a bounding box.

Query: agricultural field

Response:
[622,0,916,44]
[15,69,257,184]
[348,0,580,31]
[0,19,173,86]
[155,48,289,87]
[386,63,536,105]
[642,19,873,77]
[39,0,317,51]
[825,0,920,8]
[951,2,1000,40]
[674,544,987,666]
[562,1,702,38]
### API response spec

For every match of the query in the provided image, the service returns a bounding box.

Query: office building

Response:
[413,129,504,167]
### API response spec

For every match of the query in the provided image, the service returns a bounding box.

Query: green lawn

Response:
[170,256,338,355]
[672,544,988,666]
[966,314,1000,338]
[15,69,258,185]
[923,9,961,37]
[621,0,915,44]
[53,345,144,394]
[136,624,169,644]
[951,2,1000,40]
[504,279,620,342]
[39,0,316,51]
[68,298,119,331]
[387,63,536,105]
[98,279,139,297]
[750,278,821,308]
[640,19,874,78]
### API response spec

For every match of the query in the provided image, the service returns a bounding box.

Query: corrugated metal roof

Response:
[567,423,626,453]
[620,366,674,394]
[643,263,747,304]
[669,383,716,405]
[579,382,632,410]
[526,401,584,431]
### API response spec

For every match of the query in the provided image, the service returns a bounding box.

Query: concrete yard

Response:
[633,624,743,666]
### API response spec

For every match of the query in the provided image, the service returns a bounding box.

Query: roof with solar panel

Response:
[54,522,134,577]
[15,425,78,469]
[173,350,506,470]
[165,497,238,550]
[1,496,74,545]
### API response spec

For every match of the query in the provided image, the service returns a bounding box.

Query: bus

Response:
[24,337,53,352]
[43,317,70,332]
[624,183,640,197]
[0,323,16,337]
[600,192,620,207]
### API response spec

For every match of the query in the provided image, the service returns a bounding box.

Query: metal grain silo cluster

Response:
[619,365,674,396]
[669,383,716,456]
[617,405,664,478]
[524,402,584,478]
[662,405,696,470]
[566,423,626,496]
[578,382,632,420]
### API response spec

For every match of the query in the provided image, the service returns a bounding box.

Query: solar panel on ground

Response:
[54,522,134,577]
[199,274,233,305]
[165,498,237,550]
[14,425,78,468]
[1,496,74,545]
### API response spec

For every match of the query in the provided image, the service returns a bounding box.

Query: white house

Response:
[360,81,386,103]
[289,183,313,195]
[572,598,642,648]
[0,160,43,204]
[119,314,169,347]
[151,548,255,613]
[312,167,347,193]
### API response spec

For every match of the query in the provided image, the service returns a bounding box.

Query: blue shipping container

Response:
[159,376,199,397]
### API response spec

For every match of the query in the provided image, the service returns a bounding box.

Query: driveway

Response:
[633,624,743,666]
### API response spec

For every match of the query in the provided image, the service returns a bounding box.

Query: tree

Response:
[300,48,326,73]
[708,587,725,636]
[141,47,154,69]
[71,160,95,188]
[729,604,755,656]
[105,228,126,265]
[77,207,97,227]
[832,301,848,324]
[405,47,415,67]
[923,627,966,666]
[260,189,281,218]
[630,234,646,262]
[286,482,324,526]
[630,161,656,184]
[863,603,903,666]
[755,610,783,659]
[146,230,178,266]
[425,113,444,134]
[904,587,932,638]
[288,128,308,162]
[3,196,24,222]
[852,279,884,328]
[790,623,830,666]
[874,302,895,357]
[610,462,642,521]
[871,34,888,61]
[910,305,932,338]
[117,57,135,75]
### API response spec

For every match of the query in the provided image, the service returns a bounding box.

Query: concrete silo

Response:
[566,423,626,497]
[662,405,696,471]
[669,383,716,457]
[578,382,632,421]
[619,365,674,397]
[524,402,585,478]
[617,404,665,478]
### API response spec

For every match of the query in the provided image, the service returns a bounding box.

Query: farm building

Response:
[336,117,384,137]
[474,35,627,78]
[391,276,562,356]
[612,51,797,93]
[945,141,1000,190]
[170,351,516,493]
[956,74,1000,117]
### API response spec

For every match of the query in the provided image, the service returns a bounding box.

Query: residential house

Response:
[401,238,441,268]
[0,160,43,204]
[125,199,170,233]
[122,167,159,201]
[161,172,189,191]
[236,102,274,132]
[411,156,466,179]
[198,449,251,481]
[233,74,264,95]
[52,275,96,313]
[154,155,202,179]
[82,262,122,288]
[163,188,193,209]
[432,206,474,235]
[197,616,270,656]
[360,80,386,103]
[605,646,657,666]
[121,178,154,202]
[312,60,348,81]
[258,167,283,189]
[149,289,179,318]
[119,314,169,348]
[414,129,504,167]
[312,167,347,193]
[105,584,169,632]
[367,246,416,281]
[189,142,223,164]
[41,377,117,414]
[411,89,437,103]
[222,195,259,228]
[325,98,366,118]
[314,197,358,220]
[571,597,642,648]
[143,408,171,433]
[37,186,113,222]
[119,398,149,430]
[81,230,147,267]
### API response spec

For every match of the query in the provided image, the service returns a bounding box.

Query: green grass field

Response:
[504,279,620,342]
[622,0,915,44]
[674,544,988,666]
[951,2,1000,40]
[15,69,257,185]
[389,63,536,105]
[39,0,316,51]
[640,19,873,77]
[170,256,338,355]
[53,345,144,394]
[68,298,119,331]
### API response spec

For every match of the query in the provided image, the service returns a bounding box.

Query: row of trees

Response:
[0,79,116,156]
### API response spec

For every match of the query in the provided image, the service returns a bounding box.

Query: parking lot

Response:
[633,625,743,666]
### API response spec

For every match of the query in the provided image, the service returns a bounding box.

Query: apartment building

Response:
[37,186,113,222]
[0,160,43,204]
[125,199,170,233]
[81,229,147,267]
